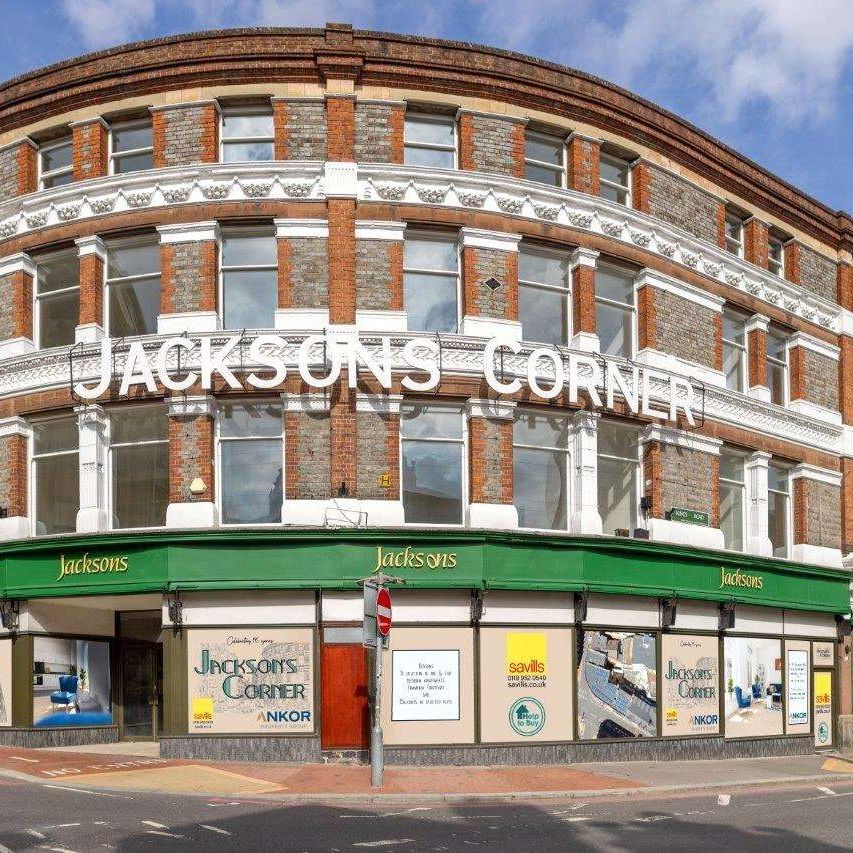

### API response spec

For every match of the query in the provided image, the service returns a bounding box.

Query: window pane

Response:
[598,421,637,460]
[400,405,462,439]
[112,123,152,152]
[34,453,78,535]
[725,217,742,241]
[514,447,567,529]
[722,310,745,345]
[107,242,159,279]
[41,141,72,172]
[113,151,153,173]
[720,481,744,551]
[222,113,273,138]
[222,141,274,162]
[768,490,788,558]
[33,417,78,453]
[222,269,277,330]
[720,450,744,483]
[524,162,563,186]
[596,268,634,304]
[403,145,455,169]
[597,301,633,357]
[513,411,569,447]
[404,115,455,147]
[39,290,79,348]
[599,183,628,205]
[222,234,277,267]
[519,251,568,287]
[220,402,283,438]
[111,408,167,443]
[42,171,73,189]
[404,272,457,332]
[767,329,787,361]
[112,443,167,528]
[598,455,637,534]
[402,440,462,524]
[519,284,567,345]
[767,362,786,405]
[525,134,562,166]
[221,438,283,524]
[38,253,78,294]
[404,237,457,272]
[768,463,789,494]
[109,276,160,336]
[600,156,629,187]
[722,342,744,392]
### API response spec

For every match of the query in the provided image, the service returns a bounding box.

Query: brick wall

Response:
[641,163,721,244]
[567,135,599,195]
[161,241,217,314]
[326,96,355,161]
[842,459,853,554]
[78,253,104,327]
[459,113,524,178]
[354,102,404,164]
[0,141,35,203]
[0,433,27,517]
[356,239,403,311]
[285,411,331,500]
[572,263,596,335]
[273,100,326,160]
[789,347,839,411]
[838,263,853,311]
[469,417,512,504]
[462,246,518,320]
[794,479,841,550]
[748,326,768,389]
[645,442,718,523]
[356,411,399,500]
[330,389,356,496]
[328,199,356,323]
[278,238,329,309]
[152,104,217,167]
[72,119,108,182]
[744,218,769,270]
[0,270,33,341]
[798,244,837,302]
[168,412,214,503]
[841,337,853,426]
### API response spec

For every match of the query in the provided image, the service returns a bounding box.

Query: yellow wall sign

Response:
[718,567,763,590]
[506,632,547,677]
[56,553,129,582]
[192,696,214,724]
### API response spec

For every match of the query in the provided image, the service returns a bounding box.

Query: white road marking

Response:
[0,844,11,853]
[817,786,837,796]
[717,794,731,806]
[200,825,232,836]
[560,817,591,823]
[145,831,184,839]
[25,829,47,839]
[41,785,128,798]
[353,841,416,848]
[343,808,432,819]
[9,755,39,763]
[141,820,168,829]
[39,847,79,853]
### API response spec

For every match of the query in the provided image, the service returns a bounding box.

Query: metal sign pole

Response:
[371,630,384,788]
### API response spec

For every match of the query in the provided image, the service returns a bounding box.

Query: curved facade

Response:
[0,24,849,762]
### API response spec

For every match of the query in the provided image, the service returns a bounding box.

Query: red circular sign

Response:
[376,587,392,636]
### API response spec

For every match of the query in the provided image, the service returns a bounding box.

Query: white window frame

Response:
[725,212,744,258]
[518,243,572,346]
[523,129,565,188]
[719,448,746,552]
[399,402,467,528]
[722,306,748,394]
[108,118,153,176]
[106,405,168,531]
[768,235,785,278]
[767,461,792,559]
[403,110,457,169]
[218,225,278,332]
[598,420,642,535]
[219,105,275,162]
[29,414,79,536]
[403,231,462,334]
[104,235,161,339]
[595,261,637,360]
[600,152,632,206]
[215,399,285,527]
[767,325,789,407]
[513,408,571,531]
[38,136,73,190]
[33,248,79,351]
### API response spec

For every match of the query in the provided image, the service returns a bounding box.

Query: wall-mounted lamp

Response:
[661,598,677,629]
[165,589,183,632]
[189,477,206,496]
[836,614,851,644]
[574,590,588,623]
[719,601,735,631]
[0,599,19,632]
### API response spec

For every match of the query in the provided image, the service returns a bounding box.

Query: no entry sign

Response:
[376,586,392,636]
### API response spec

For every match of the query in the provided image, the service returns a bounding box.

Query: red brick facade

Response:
[71,119,108,182]
[78,253,104,327]
[326,95,355,161]
[743,218,770,269]
[567,135,600,195]
[468,416,513,505]
[168,409,214,503]
[571,264,596,335]
[327,198,356,323]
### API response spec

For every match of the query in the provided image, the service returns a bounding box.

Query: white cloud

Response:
[60,0,156,49]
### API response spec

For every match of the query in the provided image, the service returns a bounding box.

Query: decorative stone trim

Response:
[565,131,601,145]
[68,116,109,130]
[787,331,840,361]
[466,398,517,420]
[787,400,842,426]
[354,220,406,241]
[570,247,599,269]
[641,424,722,455]
[74,235,108,259]
[166,395,216,417]
[324,161,358,197]
[280,392,331,413]
[745,313,770,333]
[460,227,521,253]
[149,99,221,113]
[635,268,725,313]
[456,108,527,124]
[157,221,220,244]
[0,252,35,278]
[0,137,37,157]
[790,463,843,486]
[355,393,403,414]
[274,218,329,238]
[0,416,32,439]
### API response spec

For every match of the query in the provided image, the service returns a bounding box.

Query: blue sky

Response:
[1,0,851,212]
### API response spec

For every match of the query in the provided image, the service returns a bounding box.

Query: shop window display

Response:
[723,636,783,738]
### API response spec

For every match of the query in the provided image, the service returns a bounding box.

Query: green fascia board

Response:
[0,528,849,614]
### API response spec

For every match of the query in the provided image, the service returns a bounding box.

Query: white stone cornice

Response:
[787,331,840,361]
[68,116,108,130]
[456,107,527,124]
[0,252,35,278]
[355,220,406,241]
[746,450,772,466]
[791,463,843,486]
[356,98,407,107]
[635,268,725,313]
[745,313,770,333]
[0,137,36,156]
[157,221,220,244]
[466,398,517,420]
[0,416,32,439]
[570,247,599,269]
[149,99,221,113]
[270,95,324,103]
[166,395,216,417]
[280,392,331,413]
[74,403,107,425]
[324,161,358,197]
[460,227,521,253]
[566,131,601,145]
[356,393,403,414]
[788,399,842,426]
[641,424,722,455]
[840,309,853,337]
[75,235,108,259]
[274,218,329,239]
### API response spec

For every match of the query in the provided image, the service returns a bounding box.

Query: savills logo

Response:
[718,567,763,590]
[508,659,545,674]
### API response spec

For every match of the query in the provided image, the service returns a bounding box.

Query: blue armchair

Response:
[734,686,752,708]
[751,683,762,699]
[49,675,78,710]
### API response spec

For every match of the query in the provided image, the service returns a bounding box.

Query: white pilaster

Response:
[0,416,31,541]
[745,450,773,557]
[570,410,603,535]
[75,404,109,533]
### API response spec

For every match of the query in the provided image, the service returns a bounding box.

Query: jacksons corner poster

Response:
[187,628,314,734]
[661,634,720,736]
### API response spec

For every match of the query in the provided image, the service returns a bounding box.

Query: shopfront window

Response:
[722,307,748,393]
[518,246,570,345]
[724,636,783,738]
[404,111,456,169]
[404,234,459,333]
[513,410,569,530]
[106,237,161,337]
[597,420,639,535]
[595,264,635,358]
[31,416,79,536]
[35,249,79,349]
[220,228,277,331]
[218,401,283,524]
[109,407,168,529]
[768,462,791,558]
[220,107,274,162]
[719,449,745,552]
[524,130,564,187]
[401,403,464,524]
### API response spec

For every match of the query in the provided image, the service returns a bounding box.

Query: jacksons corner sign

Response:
[72,334,699,425]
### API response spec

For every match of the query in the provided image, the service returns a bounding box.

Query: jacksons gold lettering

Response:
[373,545,457,572]
[718,567,763,590]
[56,553,129,582]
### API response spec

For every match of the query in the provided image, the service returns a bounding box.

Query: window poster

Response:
[479,628,573,742]
[723,636,783,738]
[661,634,720,736]
[814,671,833,747]
[381,626,474,746]
[32,637,112,727]
[785,640,810,733]
[576,630,657,739]
[187,628,314,734]
[812,642,834,668]
[0,639,10,727]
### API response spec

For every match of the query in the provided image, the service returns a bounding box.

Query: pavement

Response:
[0,743,852,802]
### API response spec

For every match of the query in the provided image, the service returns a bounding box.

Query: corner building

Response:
[0,24,849,762]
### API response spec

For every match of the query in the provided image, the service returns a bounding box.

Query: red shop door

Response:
[321,642,369,749]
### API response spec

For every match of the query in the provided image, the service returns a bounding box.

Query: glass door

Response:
[119,611,163,741]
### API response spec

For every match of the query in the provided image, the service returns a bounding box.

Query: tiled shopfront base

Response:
[0,726,119,749]
[159,735,322,762]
